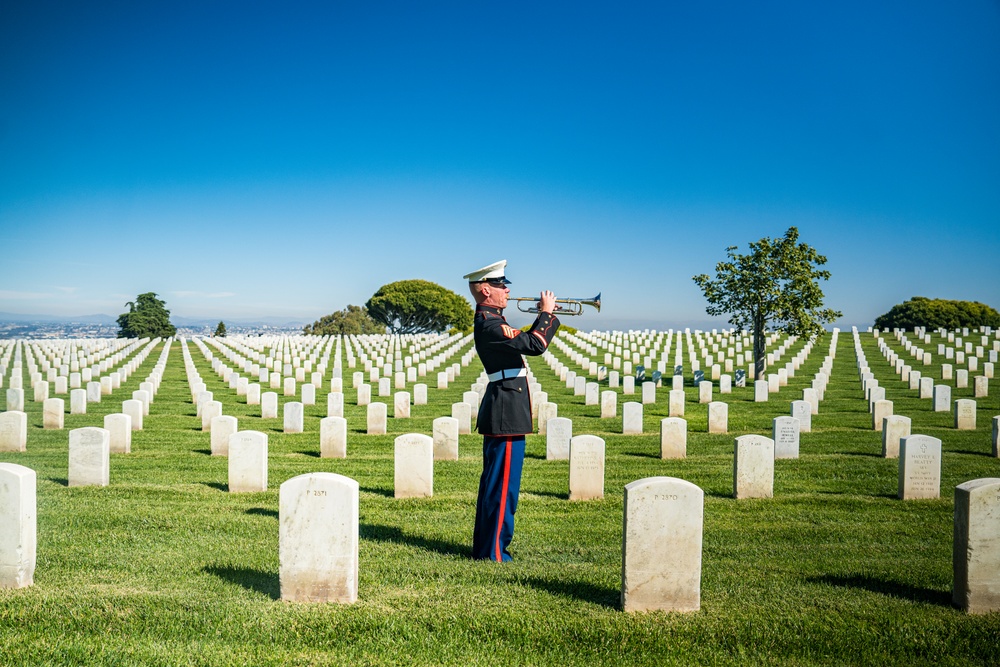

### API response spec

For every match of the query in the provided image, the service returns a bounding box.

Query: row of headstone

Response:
[5,453,993,611]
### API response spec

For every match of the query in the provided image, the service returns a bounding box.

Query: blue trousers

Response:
[472,435,526,562]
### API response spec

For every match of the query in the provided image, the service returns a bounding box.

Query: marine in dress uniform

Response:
[464,260,560,562]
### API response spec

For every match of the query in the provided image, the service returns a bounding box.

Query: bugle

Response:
[512,293,601,316]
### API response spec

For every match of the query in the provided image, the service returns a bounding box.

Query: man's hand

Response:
[538,290,556,314]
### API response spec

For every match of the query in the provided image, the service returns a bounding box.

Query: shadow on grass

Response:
[203,482,228,492]
[246,507,278,519]
[520,575,619,610]
[624,450,660,459]
[203,564,279,600]
[361,522,470,558]
[524,452,546,460]
[524,489,568,500]
[839,452,882,458]
[47,477,69,487]
[359,485,393,498]
[298,450,321,458]
[951,450,994,457]
[193,448,212,456]
[810,574,951,607]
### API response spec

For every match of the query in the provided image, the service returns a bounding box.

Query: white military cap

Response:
[463,259,511,284]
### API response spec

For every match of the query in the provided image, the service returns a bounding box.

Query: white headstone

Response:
[734,434,774,499]
[898,434,941,500]
[43,398,64,430]
[228,431,268,493]
[953,477,1000,613]
[933,384,951,412]
[132,389,150,416]
[698,381,712,404]
[366,402,387,435]
[301,383,316,406]
[279,472,359,603]
[69,388,87,415]
[537,402,557,435]
[86,382,102,403]
[707,401,727,434]
[0,388,23,412]
[546,417,572,460]
[790,400,812,432]
[872,399,893,432]
[211,415,239,456]
[600,391,617,419]
[452,402,472,435]
[569,435,605,501]
[659,417,687,459]
[103,413,132,454]
[68,427,110,487]
[123,399,143,430]
[357,384,372,407]
[754,380,768,403]
[0,411,27,452]
[954,399,976,430]
[772,416,799,459]
[802,388,819,415]
[668,389,685,417]
[393,392,411,419]
[202,400,222,432]
[394,433,433,498]
[246,383,261,406]
[327,391,344,418]
[432,416,459,461]
[621,477,703,612]
[413,383,428,405]
[0,463,35,589]
[622,402,643,435]
[261,392,279,419]
[320,416,348,459]
[881,415,911,459]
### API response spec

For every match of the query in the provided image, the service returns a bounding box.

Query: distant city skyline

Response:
[2,2,998,331]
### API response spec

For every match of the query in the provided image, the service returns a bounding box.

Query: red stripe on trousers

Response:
[495,437,512,561]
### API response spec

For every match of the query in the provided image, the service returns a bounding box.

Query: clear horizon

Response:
[2,1,998,331]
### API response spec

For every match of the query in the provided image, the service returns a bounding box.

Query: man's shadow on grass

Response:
[361,522,470,558]
[809,573,951,607]
[203,564,279,600]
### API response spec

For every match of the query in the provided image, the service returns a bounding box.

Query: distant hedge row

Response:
[874,297,1000,330]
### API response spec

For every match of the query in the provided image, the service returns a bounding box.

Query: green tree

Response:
[693,227,841,381]
[304,305,385,335]
[117,292,177,338]
[874,297,1000,330]
[366,280,473,335]
[214,321,227,337]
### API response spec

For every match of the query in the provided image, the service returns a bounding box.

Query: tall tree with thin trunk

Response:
[693,227,841,381]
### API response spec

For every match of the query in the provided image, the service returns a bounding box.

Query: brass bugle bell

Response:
[513,293,601,316]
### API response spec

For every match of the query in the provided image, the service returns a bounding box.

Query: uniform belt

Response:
[487,368,527,382]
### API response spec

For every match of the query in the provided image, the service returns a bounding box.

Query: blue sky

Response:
[1,1,998,330]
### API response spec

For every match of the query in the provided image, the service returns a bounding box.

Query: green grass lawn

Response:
[1,330,999,666]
